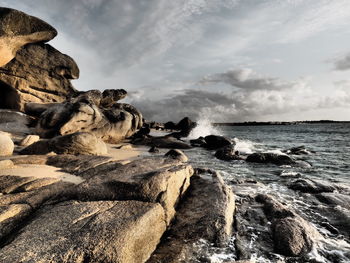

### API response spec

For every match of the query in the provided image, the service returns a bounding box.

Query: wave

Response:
[189,117,222,139]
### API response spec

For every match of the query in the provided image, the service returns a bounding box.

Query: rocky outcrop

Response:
[19,132,107,156]
[215,145,243,161]
[0,132,14,156]
[256,194,322,257]
[0,200,166,263]
[204,135,233,149]
[0,7,57,67]
[246,152,296,166]
[289,179,337,193]
[35,92,142,143]
[148,171,235,262]
[0,43,79,112]
[133,136,192,149]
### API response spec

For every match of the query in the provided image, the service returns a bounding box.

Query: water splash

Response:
[233,138,256,154]
[189,117,222,139]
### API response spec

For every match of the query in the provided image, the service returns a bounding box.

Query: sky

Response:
[3,0,350,122]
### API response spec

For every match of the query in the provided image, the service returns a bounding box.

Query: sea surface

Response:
[185,122,350,263]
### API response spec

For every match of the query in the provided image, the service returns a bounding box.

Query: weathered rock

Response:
[0,43,78,112]
[20,132,108,156]
[101,89,127,107]
[0,200,166,263]
[133,136,192,149]
[148,171,235,262]
[164,149,188,162]
[289,179,336,193]
[204,135,232,149]
[256,194,322,257]
[284,145,313,155]
[0,109,33,125]
[246,152,296,166]
[149,146,160,153]
[0,133,14,156]
[19,134,40,146]
[0,159,14,169]
[0,7,57,67]
[0,204,32,240]
[69,156,193,224]
[316,192,350,210]
[190,136,207,147]
[36,97,142,143]
[215,145,244,161]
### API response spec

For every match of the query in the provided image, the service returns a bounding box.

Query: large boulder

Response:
[215,145,244,161]
[0,132,14,156]
[204,135,233,149]
[0,200,166,263]
[133,136,192,149]
[289,179,337,193]
[20,132,107,156]
[35,93,142,143]
[0,43,79,112]
[246,152,296,166]
[0,7,57,67]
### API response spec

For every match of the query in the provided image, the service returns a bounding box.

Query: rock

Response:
[289,179,336,193]
[149,146,160,153]
[0,109,33,125]
[20,132,108,156]
[284,145,312,155]
[316,192,350,210]
[101,89,127,107]
[148,171,235,262]
[164,121,176,130]
[0,133,14,156]
[19,134,40,146]
[23,102,58,117]
[190,136,207,147]
[0,200,166,263]
[246,152,296,166]
[36,96,142,143]
[70,156,194,224]
[133,136,192,149]
[0,43,79,112]
[0,204,32,240]
[215,145,244,161]
[256,194,322,257]
[168,117,196,138]
[0,7,57,67]
[204,135,232,149]
[0,160,14,169]
[164,149,188,162]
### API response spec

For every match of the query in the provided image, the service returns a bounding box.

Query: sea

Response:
[184,120,350,263]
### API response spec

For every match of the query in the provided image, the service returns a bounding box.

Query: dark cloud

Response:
[200,68,304,91]
[333,53,350,71]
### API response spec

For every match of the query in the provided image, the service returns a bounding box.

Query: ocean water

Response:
[185,123,350,263]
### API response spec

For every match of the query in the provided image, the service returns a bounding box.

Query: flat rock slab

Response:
[72,157,194,224]
[0,200,166,263]
[148,171,235,263]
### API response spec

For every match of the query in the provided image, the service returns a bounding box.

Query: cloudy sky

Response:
[3,0,350,122]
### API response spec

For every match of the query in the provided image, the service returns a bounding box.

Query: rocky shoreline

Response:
[0,7,349,263]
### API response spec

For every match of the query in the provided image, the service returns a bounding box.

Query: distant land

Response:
[212,120,350,126]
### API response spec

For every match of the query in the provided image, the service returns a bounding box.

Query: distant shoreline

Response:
[212,120,350,126]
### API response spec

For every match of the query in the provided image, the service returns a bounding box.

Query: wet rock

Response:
[164,121,176,130]
[190,136,207,147]
[149,146,160,153]
[289,179,336,193]
[256,194,322,257]
[164,149,188,162]
[168,117,197,138]
[316,192,350,210]
[0,133,14,156]
[0,43,79,112]
[20,132,107,156]
[19,134,40,146]
[133,136,192,149]
[0,7,57,67]
[215,145,244,161]
[204,135,232,149]
[284,145,313,155]
[0,200,166,263]
[246,152,296,166]
[148,172,235,262]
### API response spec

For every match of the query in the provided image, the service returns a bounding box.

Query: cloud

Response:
[332,53,350,71]
[200,68,306,91]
